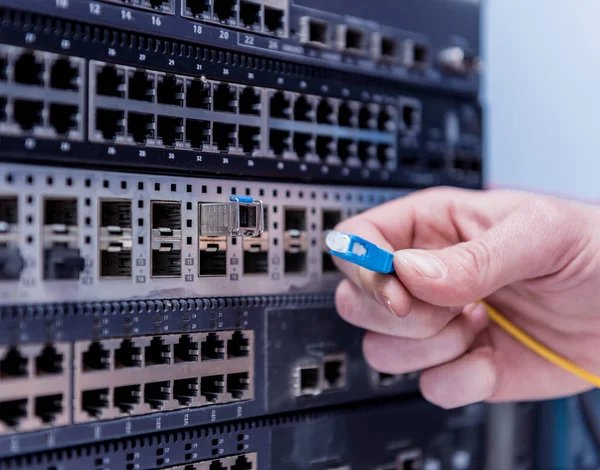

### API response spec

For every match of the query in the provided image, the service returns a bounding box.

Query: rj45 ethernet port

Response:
[95,109,125,141]
[212,123,236,152]
[300,17,331,48]
[338,102,356,128]
[239,87,261,115]
[157,74,183,106]
[211,461,227,470]
[376,35,397,63]
[239,1,261,30]
[227,372,250,399]
[14,52,43,86]
[270,91,291,118]
[239,125,261,155]
[49,104,79,137]
[0,399,27,428]
[297,366,320,396]
[114,339,142,369]
[145,337,172,366]
[114,385,141,414]
[184,0,210,19]
[144,381,171,410]
[232,455,254,470]
[13,99,43,132]
[201,333,224,361]
[96,64,125,97]
[35,394,63,424]
[82,342,110,372]
[186,79,211,109]
[50,57,79,91]
[317,98,335,125]
[201,375,224,403]
[127,112,154,145]
[323,354,346,391]
[270,129,291,158]
[186,119,211,150]
[399,99,421,134]
[129,70,154,102]
[294,95,314,122]
[214,83,237,113]
[338,26,366,55]
[35,345,63,376]
[227,331,250,358]
[213,0,237,24]
[264,7,284,35]
[173,378,199,406]
[174,335,199,363]
[157,116,183,148]
[0,347,28,379]
[81,389,109,418]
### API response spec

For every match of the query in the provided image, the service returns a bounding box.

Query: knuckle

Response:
[450,240,492,296]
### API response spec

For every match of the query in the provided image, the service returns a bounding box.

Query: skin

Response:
[333,187,600,408]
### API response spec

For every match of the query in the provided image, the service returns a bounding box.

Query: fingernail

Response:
[396,250,447,279]
[375,292,402,319]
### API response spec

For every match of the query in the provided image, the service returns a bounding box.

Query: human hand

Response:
[333,188,600,408]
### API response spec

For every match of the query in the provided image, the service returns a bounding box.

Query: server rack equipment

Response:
[0,1,533,470]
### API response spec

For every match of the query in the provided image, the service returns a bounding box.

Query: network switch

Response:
[0,399,488,470]
[0,15,482,188]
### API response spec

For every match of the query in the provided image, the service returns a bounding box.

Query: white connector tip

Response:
[325,231,351,253]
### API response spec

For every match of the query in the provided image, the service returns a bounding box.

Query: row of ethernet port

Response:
[78,371,251,421]
[166,453,257,470]
[0,46,83,91]
[0,98,82,140]
[78,331,250,373]
[183,0,286,37]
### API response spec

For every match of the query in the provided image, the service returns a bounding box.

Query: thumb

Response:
[392,199,579,306]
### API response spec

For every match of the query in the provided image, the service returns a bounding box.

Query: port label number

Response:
[138,54,146,62]
[89,2,101,15]
[151,16,162,27]
[244,35,255,46]
[193,25,203,35]
[248,160,254,167]
[56,0,69,8]
[121,9,133,21]
[219,30,230,40]
[269,40,279,50]
[222,158,229,164]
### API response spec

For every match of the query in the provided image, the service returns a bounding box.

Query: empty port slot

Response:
[316,136,333,161]
[13,99,43,132]
[144,381,171,410]
[44,198,77,226]
[238,125,260,154]
[210,461,227,470]
[82,342,110,372]
[35,345,63,376]
[0,347,28,379]
[400,102,420,134]
[49,103,78,136]
[95,109,124,141]
[239,1,261,30]
[101,251,132,278]
[201,333,224,361]
[380,36,397,62]
[43,247,85,280]
[173,378,198,406]
[0,196,17,227]
[323,357,345,390]
[186,118,211,150]
[227,331,250,358]
[285,209,306,231]
[338,102,355,128]
[227,372,250,399]
[301,17,330,47]
[293,133,312,159]
[213,83,237,113]
[317,99,335,124]
[184,0,210,18]
[378,107,394,132]
[377,144,393,166]
[358,141,374,163]
[129,70,154,102]
[152,250,181,277]
[157,75,183,106]
[35,394,63,424]
[81,389,109,418]
[214,0,236,23]
[157,116,183,147]
[50,58,78,90]
[244,249,268,274]
[201,375,224,403]
[186,80,211,109]
[212,122,236,152]
[145,337,172,366]
[127,112,154,144]
[359,105,375,129]
[298,367,320,395]
[239,87,261,115]
[14,52,43,86]
[293,95,313,122]
[0,399,27,428]
[174,335,199,363]
[270,129,290,157]
[270,91,291,118]
[114,339,142,369]
[264,7,284,34]
[231,456,253,470]
[337,139,354,163]
[96,65,124,97]
[413,43,429,68]
[398,450,423,470]
[285,252,306,273]
[342,27,365,54]
[114,385,141,414]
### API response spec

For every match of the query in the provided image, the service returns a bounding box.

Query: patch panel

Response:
[164,453,258,470]
[74,330,253,423]
[0,163,407,305]
[182,0,287,38]
[0,343,70,435]
[0,45,84,141]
